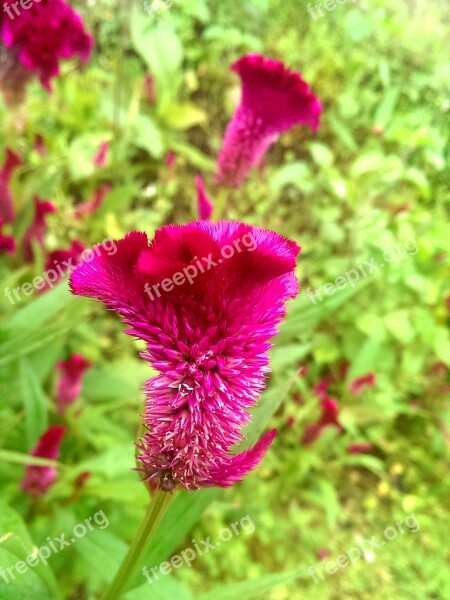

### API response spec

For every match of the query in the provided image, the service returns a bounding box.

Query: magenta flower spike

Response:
[21,425,66,496]
[22,196,56,262]
[216,54,322,187]
[0,148,22,223]
[348,442,373,455]
[70,221,300,491]
[56,354,92,415]
[0,0,93,95]
[0,217,15,253]
[195,175,213,220]
[349,373,376,395]
[93,141,109,168]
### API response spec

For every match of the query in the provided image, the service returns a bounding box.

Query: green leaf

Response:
[132,116,164,158]
[197,567,309,600]
[20,359,48,450]
[130,11,182,98]
[0,503,59,598]
[124,577,192,600]
[384,310,415,343]
[162,103,207,130]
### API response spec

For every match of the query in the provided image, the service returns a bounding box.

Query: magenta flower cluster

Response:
[0,0,93,92]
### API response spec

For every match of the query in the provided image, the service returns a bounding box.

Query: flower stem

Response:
[102,490,174,600]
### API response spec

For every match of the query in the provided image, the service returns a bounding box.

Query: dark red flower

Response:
[93,142,109,168]
[348,442,373,455]
[195,175,213,220]
[216,54,321,187]
[75,184,112,218]
[21,426,66,496]
[0,217,15,253]
[301,397,343,446]
[0,147,22,223]
[55,354,92,415]
[349,373,376,395]
[22,196,56,262]
[1,0,93,92]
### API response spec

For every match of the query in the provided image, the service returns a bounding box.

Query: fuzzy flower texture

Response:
[70,221,300,491]
[216,54,321,187]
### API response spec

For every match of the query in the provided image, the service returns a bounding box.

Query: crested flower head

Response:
[70,220,300,490]
[21,425,66,496]
[1,0,93,93]
[216,54,322,187]
[0,147,22,223]
[195,175,213,220]
[56,354,92,415]
[23,196,57,262]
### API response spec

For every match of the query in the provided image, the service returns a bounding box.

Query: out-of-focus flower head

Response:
[195,175,213,220]
[70,220,300,491]
[40,239,85,292]
[55,354,92,415]
[143,74,157,103]
[0,0,93,101]
[301,397,343,446]
[0,147,22,223]
[23,196,56,262]
[93,141,109,168]
[75,184,112,219]
[348,442,373,455]
[216,54,321,187]
[21,425,66,496]
[0,216,15,253]
[165,150,176,169]
[348,373,376,396]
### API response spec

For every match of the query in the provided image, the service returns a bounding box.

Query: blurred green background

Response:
[0,0,449,599]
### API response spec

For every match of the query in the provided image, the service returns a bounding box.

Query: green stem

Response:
[102,490,174,600]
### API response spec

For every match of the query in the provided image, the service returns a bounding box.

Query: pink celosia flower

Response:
[301,397,343,446]
[75,184,112,218]
[0,147,22,223]
[23,196,56,262]
[312,378,329,400]
[40,240,85,292]
[1,0,93,93]
[349,373,376,395]
[216,54,322,187]
[195,175,213,220]
[93,141,109,168]
[165,151,176,169]
[143,74,157,103]
[70,221,300,490]
[348,442,373,455]
[21,425,66,496]
[0,216,15,253]
[55,354,92,415]
[33,134,47,157]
